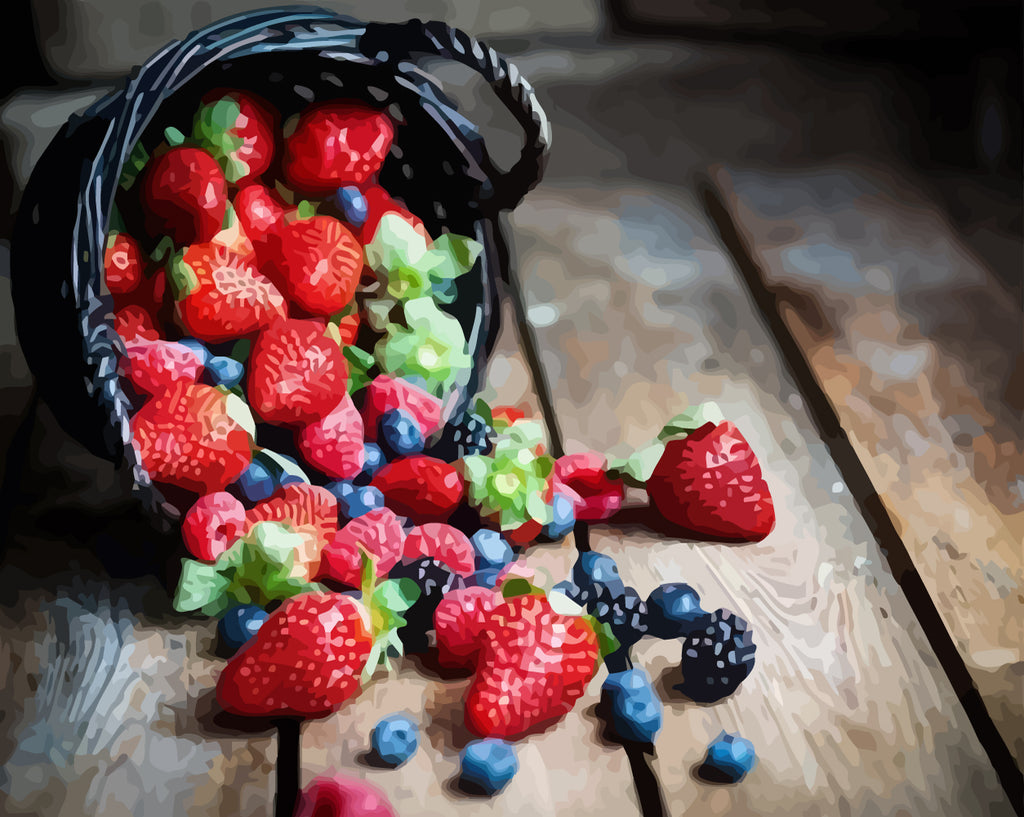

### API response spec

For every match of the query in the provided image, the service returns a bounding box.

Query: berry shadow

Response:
[185,686,280,739]
[354,748,395,769]
[691,762,739,786]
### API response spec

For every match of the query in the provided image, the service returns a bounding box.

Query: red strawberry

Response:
[403,523,475,576]
[170,243,287,343]
[245,482,339,579]
[465,593,599,739]
[553,451,624,522]
[247,318,348,426]
[359,184,428,245]
[646,421,775,542]
[114,304,160,341]
[282,102,394,194]
[371,456,463,523]
[433,585,502,670]
[361,375,443,442]
[234,182,288,252]
[326,508,406,578]
[335,310,360,345]
[104,232,144,295]
[216,592,372,718]
[142,145,228,245]
[315,529,363,589]
[294,775,397,817]
[268,215,362,317]
[296,392,365,480]
[120,337,203,395]
[130,381,253,494]
[192,90,276,185]
[182,491,246,562]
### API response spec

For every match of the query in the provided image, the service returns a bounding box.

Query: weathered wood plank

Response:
[505,185,1014,814]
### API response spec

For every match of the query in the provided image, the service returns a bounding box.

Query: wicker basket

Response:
[11,6,550,528]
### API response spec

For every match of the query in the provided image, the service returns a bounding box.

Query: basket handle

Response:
[361,20,552,210]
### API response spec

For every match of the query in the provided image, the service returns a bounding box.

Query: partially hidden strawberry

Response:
[216,592,372,719]
[142,145,228,245]
[192,89,276,185]
[361,375,443,442]
[268,215,362,317]
[247,318,348,426]
[120,337,203,395]
[130,381,253,494]
[169,243,287,343]
[282,102,394,194]
[234,182,289,252]
[646,420,775,542]
[182,491,246,562]
[433,585,502,670]
[294,775,397,817]
[114,304,160,341]
[371,455,463,523]
[403,523,475,576]
[104,232,144,295]
[553,451,624,522]
[320,508,406,581]
[245,482,339,580]
[296,392,365,480]
[465,592,600,740]
[358,184,428,245]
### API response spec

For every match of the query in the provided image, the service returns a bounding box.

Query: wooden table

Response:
[1,28,1021,817]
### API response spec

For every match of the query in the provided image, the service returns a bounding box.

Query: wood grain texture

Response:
[505,185,1014,814]
[712,166,1023,765]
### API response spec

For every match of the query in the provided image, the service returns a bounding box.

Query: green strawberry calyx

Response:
[656,403,725,442]
[359,550,421,683]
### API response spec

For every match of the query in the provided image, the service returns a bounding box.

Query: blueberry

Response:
[235,459,277,504]
[469,568,501,588]
[353,443,386,486]
[371,714,419,767]
[205,355,245,388]
[379,409,425,458]
[573,552,625,598]
[334,185,369,227]
[645,582,710,639]
[328,481,385,519]
[543,492,576,539]
[460,739,518,795]
[470,529,513,570]
[178,338,212,366]
[701,732,756,783]
[218,605,268,651]
[602,668,663,744]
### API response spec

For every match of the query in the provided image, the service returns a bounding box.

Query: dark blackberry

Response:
[675,608,756,703]
[427,412,494,461]
[588,586,649,650]
[551,579,596,609]
[388,557,462,653]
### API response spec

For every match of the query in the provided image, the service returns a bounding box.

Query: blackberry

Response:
[388,557,462,653]
[588,585,649,650]
[675,608,756,703]
[427,412,494,461]
[551,579,596,609]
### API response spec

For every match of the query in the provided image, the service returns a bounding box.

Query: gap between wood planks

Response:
[695,175,1024,813]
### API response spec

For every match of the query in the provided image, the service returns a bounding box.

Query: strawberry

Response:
[247,318,348,426]
[296,392,365,480]
[433,585,502,670]
[234,182,288,252]
[324,508,406,578]
[182,491,246,562]
[282,102,394,194]
[268,215,362,317]
[169,243,287,343]
[465,593,600,739]
[104,232,144,295]
[553,451,624,522]
[192,89,276,185]
[142,145,228,245]
[245,482,339,579]
[361,375,443,443]
[216,592,372,718]
[113,304,160,341]
[646,421,775,542]
[316,529,363,589]
[358,184,428,245]
[294,775,397,817]
[371,455,463,523]
[120,337,203,395]
[130,381,253,494]
[403,523,475,576]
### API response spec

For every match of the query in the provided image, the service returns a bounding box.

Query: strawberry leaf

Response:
[229,338,251,363]
[658,404,724,441]
[224,392,257,441]
[295,200,317,220]
[373,578,420,614]
[547,586,585,616]
[583,615,621,660]
[500,577,536,599]
[343,344,376,395]
[474,398,493,427]
[259,449,310,485]
[173,559,230,613]
[167,251,199,298]
[164,126,186,147]
[608,442,666,488]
